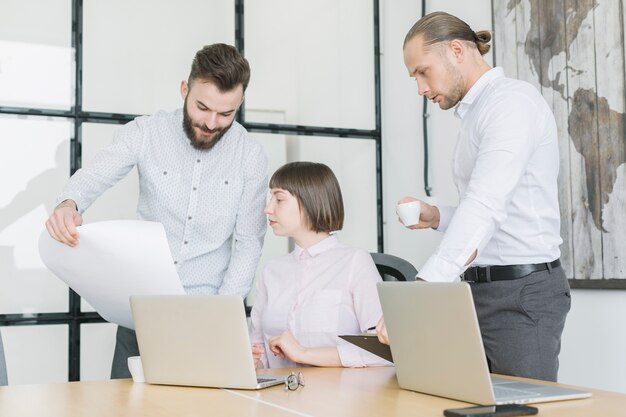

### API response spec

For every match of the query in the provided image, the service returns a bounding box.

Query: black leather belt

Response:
[461,259,561,283]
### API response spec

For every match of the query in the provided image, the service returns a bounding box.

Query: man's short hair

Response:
[269,162,344,233]
[188,43,251,92]
[404,11,491,56]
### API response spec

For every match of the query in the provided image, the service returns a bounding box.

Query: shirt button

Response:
[174,261,178,265]
[224,180,228,185]
[193,187,197,191]
[163,171,167,175]
[188,216,192,220]
[196,159,201,163]
[184,241,188,245]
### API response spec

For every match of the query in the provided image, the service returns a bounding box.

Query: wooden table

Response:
[0,367,622,417]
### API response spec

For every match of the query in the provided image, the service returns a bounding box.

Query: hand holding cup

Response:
[396,199,421,227]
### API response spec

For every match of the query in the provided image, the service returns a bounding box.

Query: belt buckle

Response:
[481,266,491,282]
[463,267,478,282]
[464,267,491,283]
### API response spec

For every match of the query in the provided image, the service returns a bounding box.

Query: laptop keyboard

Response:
[494,385,540,399]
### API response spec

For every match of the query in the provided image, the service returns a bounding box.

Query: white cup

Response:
[397,200,421,226]
[127,356,145,383]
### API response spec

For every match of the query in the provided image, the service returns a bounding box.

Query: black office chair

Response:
[370,253,418,282]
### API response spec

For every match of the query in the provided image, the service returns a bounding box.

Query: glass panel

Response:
[248,131,377,305]
[80,123,139,312]
[287,136,378,250]
[82,0,235,115]
[0,0,72,110]
[245,0,375,129]
[2,325,68,384]
[80,323,117,381]
[0,116,71,314]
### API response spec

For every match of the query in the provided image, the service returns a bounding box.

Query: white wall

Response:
[382,0,626,395]
[559,290,626,393]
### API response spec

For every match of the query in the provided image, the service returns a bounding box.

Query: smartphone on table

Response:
[443,404,538,417]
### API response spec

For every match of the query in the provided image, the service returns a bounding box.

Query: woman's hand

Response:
[269,331,306,363]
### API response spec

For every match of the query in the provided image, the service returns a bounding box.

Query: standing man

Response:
[45,44,268,378]
[377,12,570,382]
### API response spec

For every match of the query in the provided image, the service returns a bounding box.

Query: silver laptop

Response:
[130,294,284,389]
[377,282,591,405]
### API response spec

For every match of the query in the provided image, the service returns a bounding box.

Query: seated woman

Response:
[249,161,389,368]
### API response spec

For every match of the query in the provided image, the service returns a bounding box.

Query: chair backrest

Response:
[370,253,417,282]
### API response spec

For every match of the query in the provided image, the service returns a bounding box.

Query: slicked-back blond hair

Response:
[404,11,491,56]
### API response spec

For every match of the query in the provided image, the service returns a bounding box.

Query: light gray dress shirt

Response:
[419,68,562,282]
[58,109,268,296]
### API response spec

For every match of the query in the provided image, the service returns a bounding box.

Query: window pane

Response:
[2,325,68,384]
[286,135,378,250]
[257,132,378,250]
[80,323,117,381]
[245,0,375,129]
[82,0,235,115]
[247,132,377,306]
[79,123,139,312]
[0,116,71,314]
[0,0,72,109]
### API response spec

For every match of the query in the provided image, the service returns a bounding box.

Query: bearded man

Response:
[45,44,268,378]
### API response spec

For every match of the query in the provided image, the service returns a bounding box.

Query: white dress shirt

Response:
[419,68,562,282]
[58,109,268,296]
[249,235,390,368]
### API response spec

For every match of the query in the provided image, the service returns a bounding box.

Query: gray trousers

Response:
[110,326,139,379]
[0,333,7,385]
[470,265,570,382]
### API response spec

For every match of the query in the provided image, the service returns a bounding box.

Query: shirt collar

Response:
[293,234,339,259]
[454,67,504,119]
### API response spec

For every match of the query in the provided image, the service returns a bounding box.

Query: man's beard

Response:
[182,99,234,150]
[437,59,465,110]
